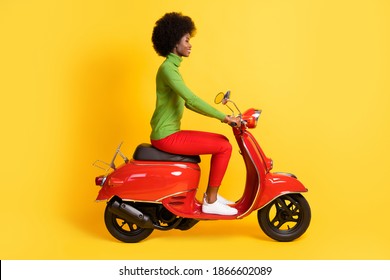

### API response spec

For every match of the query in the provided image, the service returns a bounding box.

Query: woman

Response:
[150,12,239,215]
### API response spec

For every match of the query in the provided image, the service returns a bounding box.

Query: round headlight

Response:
[243,109,262,128]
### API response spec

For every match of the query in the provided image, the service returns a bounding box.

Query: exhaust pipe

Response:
[107,196,154,229]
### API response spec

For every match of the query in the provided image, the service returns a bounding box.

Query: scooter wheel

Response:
[104,205,154,243]
[257,193,311,242]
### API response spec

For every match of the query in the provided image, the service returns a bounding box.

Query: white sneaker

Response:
[202,196,238,216]
[217,194,235,205]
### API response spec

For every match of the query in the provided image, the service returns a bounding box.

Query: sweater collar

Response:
[167,53,183,67]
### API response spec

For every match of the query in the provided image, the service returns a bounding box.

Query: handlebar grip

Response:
[229,122,237,127]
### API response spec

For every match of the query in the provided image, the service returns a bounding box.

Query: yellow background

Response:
[1,0,389,259]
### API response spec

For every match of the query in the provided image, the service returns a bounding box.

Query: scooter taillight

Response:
[95,176,106,186]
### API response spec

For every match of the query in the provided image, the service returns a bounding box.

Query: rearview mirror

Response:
[214,90,231,104]
[214,92,225,104]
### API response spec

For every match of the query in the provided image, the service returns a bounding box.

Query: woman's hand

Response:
[223,115,241,127]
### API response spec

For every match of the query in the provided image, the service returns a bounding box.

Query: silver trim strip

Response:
[237,133,261,219]
[95,189,196,204]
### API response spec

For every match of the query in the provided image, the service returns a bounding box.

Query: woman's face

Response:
[173,33,192,57]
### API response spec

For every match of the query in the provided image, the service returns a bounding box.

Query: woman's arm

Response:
[162,65,226,121]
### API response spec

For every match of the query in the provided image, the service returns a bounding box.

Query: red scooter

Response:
[93,91,311,243]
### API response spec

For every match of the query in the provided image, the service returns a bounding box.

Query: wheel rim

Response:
[111,215,145,236]
[267,195,303,233]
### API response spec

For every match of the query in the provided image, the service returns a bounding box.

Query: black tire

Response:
[257,193,311,242]
[104,204,154,243]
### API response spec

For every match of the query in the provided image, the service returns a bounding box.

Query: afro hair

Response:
[152,12,196,57]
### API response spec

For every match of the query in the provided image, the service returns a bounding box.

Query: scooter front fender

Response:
[256,172,308,209]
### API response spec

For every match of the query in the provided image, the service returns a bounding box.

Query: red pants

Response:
[151,130,232,187]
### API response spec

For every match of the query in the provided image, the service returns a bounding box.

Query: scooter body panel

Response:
[96,159,201,202]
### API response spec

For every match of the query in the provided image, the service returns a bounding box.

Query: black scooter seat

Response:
[133,143,201,164]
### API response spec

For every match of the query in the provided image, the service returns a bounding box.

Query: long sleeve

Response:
[160,58,225,120]
[150,53,225,140]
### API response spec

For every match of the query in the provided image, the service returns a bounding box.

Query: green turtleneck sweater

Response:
[150,53,226,140]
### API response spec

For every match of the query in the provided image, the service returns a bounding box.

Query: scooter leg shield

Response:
[107,197,154,229]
